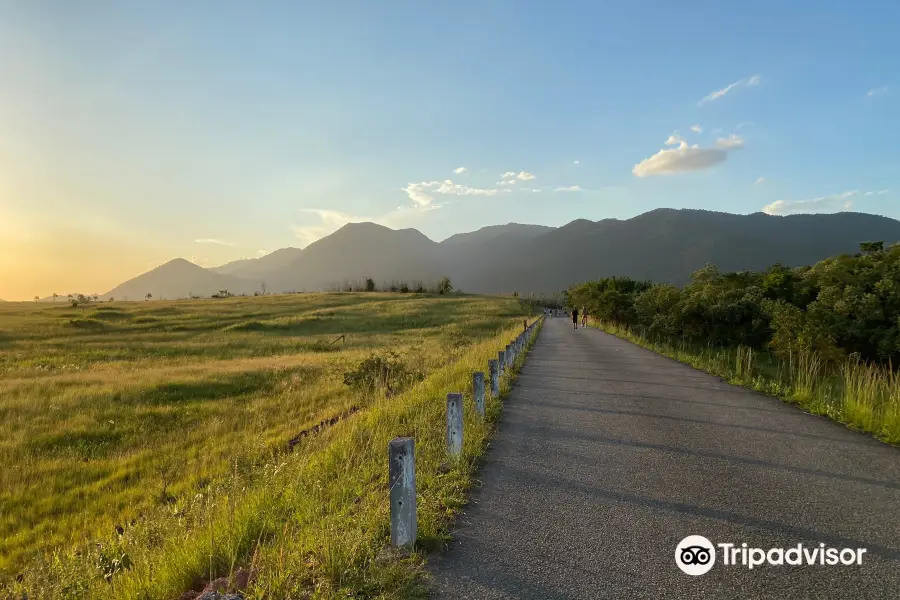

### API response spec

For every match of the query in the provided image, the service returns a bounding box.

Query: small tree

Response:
[52,293,58,303]
[860,241,884,254]
[365,277,376,292]
[33,295,39,302]
[437,276,453,295]
[145,293,152,301]
[261,281,267,295]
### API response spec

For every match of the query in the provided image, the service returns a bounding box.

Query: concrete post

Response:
[389,437,417,548]
[498,350,506,375]
[473,371,485,417]
[489,359,499,397]
[446,393,463,457]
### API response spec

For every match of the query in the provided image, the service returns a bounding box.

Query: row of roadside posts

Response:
[388,316,544,549]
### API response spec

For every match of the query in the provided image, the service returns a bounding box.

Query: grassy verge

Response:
[592,320,900,446]
[4,294,541,599]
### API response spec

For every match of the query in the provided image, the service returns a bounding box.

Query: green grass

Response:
[0,293,540,598]
[592,319,900,445]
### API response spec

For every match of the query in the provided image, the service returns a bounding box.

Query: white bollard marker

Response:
[489,359,499,397]
[473,372,485,417]
[446,393,463,457]
[389,437,417,548]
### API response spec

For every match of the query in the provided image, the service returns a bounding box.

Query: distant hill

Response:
[102,258,256,300]
[210,247,304,279]
[440,223,554,247]
[100,209,900,298]
[267,222,441,292]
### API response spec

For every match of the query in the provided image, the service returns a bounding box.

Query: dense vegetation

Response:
[0,293,538,598]
[568,242,900,443]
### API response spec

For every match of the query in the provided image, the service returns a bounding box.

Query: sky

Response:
[1,0,898,300]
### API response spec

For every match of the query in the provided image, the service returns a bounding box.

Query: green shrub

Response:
[342,351,417,396]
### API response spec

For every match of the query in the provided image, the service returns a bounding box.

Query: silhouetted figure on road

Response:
[581,306,588,328]
[572,307,578,330]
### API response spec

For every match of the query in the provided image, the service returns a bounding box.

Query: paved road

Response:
[429,317,900,599]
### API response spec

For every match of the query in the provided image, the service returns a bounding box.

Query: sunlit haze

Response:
[1,1,897,300]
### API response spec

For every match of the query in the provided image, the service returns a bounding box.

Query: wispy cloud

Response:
[866,86,888,97]
[453,166,467,174]
[500,171,537,182]
[754,177,766,185]
[690,125,703,134]
[554,185,582,192]
[715,134,745,149]
[864,190,889,196]
[632,134,744,177]
[698,75,762,105]
[194,238,235,246]
[574,160,580,165]
[763,191,859,215]
[403,179,507,207]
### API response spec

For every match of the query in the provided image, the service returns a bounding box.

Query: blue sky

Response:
[0,0,897,298]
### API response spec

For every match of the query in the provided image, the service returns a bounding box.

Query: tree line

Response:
[568,241,898,366]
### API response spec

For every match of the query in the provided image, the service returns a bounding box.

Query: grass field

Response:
[592,319,900,445]
[0,293,538,598]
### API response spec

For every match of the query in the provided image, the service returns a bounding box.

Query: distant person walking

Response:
[571,307,578,330]
[581,306,588,328]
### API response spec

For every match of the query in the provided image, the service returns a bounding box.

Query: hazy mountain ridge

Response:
[100,209,900,299]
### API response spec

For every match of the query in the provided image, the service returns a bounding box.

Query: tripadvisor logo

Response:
[676,535,716,576]
[675,536,867,576]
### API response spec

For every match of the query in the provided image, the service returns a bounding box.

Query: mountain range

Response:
[97,208,900,300]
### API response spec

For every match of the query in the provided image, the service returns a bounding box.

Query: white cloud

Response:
[434,180,505,197]
[453,166,467,174]
[497,179,517,186]
[632,135,744,177]
[763,191,858,216]
[715,134,745,149]
[403,179,507,207]
[554,185,582,192]
[574,160,580,165]
[754,177,766,185]
[500,171,537,181]
[194,238,235,246]
[867,86,888,97]
[690,125,703,134]
[257,249,268,256]
[402,182,436,207]
[698,75,762,105]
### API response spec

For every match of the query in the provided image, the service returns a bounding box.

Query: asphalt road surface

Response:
[428,317,900,599]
